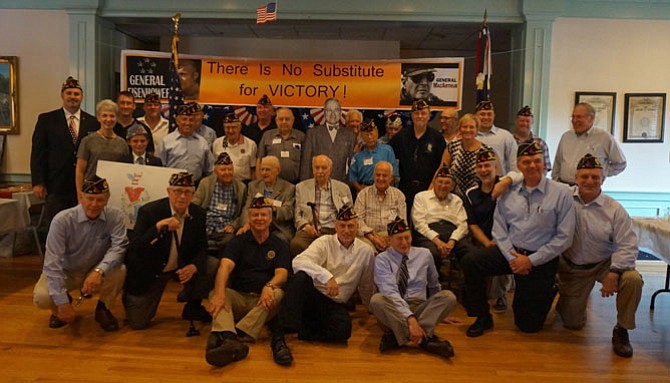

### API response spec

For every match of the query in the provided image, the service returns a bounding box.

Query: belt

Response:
[558,178,576,187]
[514,247,535,256]
[564,257,599,270]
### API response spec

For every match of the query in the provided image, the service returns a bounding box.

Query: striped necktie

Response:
[136,156,145,165]
[68,115,77,144]
[398,255,409,297]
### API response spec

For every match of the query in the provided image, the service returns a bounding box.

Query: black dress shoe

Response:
[182,302,212,323]
[379,331,400,352]
[466,315,493,338]
[48,314,67,329]
[205,338,249,367]
[420,335,455,359]
[271,336,293,366]
[612,325,633,358]
[95,308,120,331]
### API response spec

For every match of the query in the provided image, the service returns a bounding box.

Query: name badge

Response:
[216,203,228,211]
[293,143,301,150]
[272,138,282,144]
[363,157,374,166]
[272,199,282,208]
[280,150,290,158]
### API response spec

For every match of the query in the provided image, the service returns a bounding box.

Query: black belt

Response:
[557,178,576,187]
[564,257,599,270]
[514,247,536,256]
[319,227,336,235]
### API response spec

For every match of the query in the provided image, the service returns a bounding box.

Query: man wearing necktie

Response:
[369,217,456,358]
[30,76,100,240]
[299,98,356,182]
[122,123,163,167]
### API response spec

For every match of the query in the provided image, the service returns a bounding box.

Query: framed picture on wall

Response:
[623,93,666,143]
[574,92,616,134]
[0,56,19,134]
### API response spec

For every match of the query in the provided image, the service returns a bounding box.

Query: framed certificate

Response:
[623,93,666,143]
[574,92,616,134]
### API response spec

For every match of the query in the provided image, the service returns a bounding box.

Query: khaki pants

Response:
[33,264,126,313]
[369,290,457,346]
[557,257,643,330]
[357,231,387,254]
[210,287,284,340]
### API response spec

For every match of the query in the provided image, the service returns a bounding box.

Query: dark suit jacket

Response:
[299,124,356,182]
[124,198,208,295]
[30,108,99,198]
[120,152,163,167]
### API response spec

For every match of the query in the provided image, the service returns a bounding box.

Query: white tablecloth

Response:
[632,218,670,264]
[0,198,23,233]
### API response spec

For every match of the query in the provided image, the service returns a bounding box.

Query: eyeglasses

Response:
[410,73,435,83]
[170,189,195,196]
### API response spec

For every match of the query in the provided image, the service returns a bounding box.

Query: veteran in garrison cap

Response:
[123,172,214,331]
[243,94,278,145]
[557,153,643,358]
[460,135,575,337]
[155,102,214,182]
[205,194,291,367]
[138,92,170,146]
[192,152,248,249]
[30,76,101,243]
[272,204,375,365]
[512,105,552,172]
[369,216,457,358]
[213,111,258,183]
[33,176,128,332]
[412,165,470,279]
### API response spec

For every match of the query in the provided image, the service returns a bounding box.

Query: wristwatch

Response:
[93,268,105,277]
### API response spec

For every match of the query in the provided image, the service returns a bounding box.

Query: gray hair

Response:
[96,99,119,116]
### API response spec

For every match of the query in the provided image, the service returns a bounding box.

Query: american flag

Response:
[256,2,277,24]
[167,44,184,132]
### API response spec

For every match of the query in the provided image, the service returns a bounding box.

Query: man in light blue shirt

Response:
[557,153,643,358]
[461,141,575,336]
[156,102,214,182]
[33,177,128,331]
[370,217,456,358]
[475,100,518,174]
[349,119,397,192]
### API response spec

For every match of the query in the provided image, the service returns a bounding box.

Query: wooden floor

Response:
[1,254,670,383]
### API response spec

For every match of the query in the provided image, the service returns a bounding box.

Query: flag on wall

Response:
[256,2,277,24]
[168,26,184,132]
[475,11,492,103]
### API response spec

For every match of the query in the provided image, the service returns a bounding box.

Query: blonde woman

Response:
[75,99,128,198]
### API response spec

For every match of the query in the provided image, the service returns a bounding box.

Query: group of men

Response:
[31,75,641,371]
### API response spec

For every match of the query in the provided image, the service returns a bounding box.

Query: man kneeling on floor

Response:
[271,205,375,366]
[205,196,290,367]
[370,216,457,358]
[33,176,128,331]
[557,154,643,358]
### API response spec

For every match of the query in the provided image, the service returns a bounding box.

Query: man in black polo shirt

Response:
[205,196,291,367]
[390,99,446,220]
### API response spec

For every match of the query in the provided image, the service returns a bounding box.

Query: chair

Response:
[26,200,45,261]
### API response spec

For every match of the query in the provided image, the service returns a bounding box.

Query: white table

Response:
[632,218,670,309]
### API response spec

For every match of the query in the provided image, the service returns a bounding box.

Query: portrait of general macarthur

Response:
[400,64,450,107]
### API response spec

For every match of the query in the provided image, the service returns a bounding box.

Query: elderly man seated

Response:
[290,154,353,257]
[205,196,291,367]
[354,161,406,253]
[192,152,247,249]
[237,155,295,243]
[370,217,457,358]
[411,166,470,277]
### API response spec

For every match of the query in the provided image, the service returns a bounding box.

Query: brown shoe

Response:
[612,326,633,358]
[95,308,120,332]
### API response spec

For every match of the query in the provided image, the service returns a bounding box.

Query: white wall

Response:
[547,18,670,192]
[0,9,69,175]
